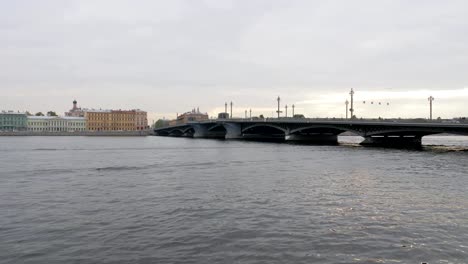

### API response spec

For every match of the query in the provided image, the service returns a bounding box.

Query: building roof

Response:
[1,111,27,115]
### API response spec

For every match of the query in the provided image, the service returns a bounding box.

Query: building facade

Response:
[0,111,27,131]
[65,100,86,117]
[169,108,209,126]
[86,109,148,131]
[135,110,148,130]
[27,116,86,132]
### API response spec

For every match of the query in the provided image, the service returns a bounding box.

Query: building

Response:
[135,110,148,130]
[0,111,27,131]
[85,110,111,131]
[85,109,148,131]
[27,116,86,132]
[169,108,209,126]
[65,100,86,117]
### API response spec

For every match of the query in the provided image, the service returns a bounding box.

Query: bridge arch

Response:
[182,127,195,134]
[208,124,227,133]
[168,129,184,136]
[364,128,444,137]
[241,123,286,141]
[242,124,287,134]
[289,125,355,135]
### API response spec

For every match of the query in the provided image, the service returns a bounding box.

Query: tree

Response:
[154,119,169,128]
[35,112,44,116]
[47,111,58,116]
[259,114,264,119]
[25,111,32,116]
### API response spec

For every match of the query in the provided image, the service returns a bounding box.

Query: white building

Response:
[27,116,86,132]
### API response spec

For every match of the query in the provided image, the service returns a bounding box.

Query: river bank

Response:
[0,131,150,136]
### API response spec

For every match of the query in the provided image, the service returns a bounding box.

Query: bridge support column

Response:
[182,131,194,137]
[285,134,338,144]
[223,123,242,139]
[192,124,225,139]
[361,135,422,148]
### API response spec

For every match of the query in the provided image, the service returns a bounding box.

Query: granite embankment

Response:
[0,131,151,136]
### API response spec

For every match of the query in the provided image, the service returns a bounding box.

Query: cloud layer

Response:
[1,0,467,121]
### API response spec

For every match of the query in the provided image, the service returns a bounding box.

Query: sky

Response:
[1,0,468,123]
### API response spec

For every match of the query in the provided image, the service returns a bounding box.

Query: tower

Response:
[73,99,78,110]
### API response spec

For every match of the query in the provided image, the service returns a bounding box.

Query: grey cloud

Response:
[1,0,467,119]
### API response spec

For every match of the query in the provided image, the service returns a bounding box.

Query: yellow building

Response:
[85,110,148,131]
[86,110,111,131]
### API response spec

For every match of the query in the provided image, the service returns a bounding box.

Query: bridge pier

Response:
[285,133,338,144]
[192,124,225,139]
[223,123,242,139]
[361,135,422,148]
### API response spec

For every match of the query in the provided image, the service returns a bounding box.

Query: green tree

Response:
[154,119,169,128]
[35,112,44,116]
[47,111,58,116]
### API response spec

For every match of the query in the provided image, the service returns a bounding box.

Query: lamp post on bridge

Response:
[249,109,252,119]
[225,102,227,114]
[276,96,282,118]
[345,100,349,119]
[230,101,233,119]
[292,104,295,117]
[428,96,434,120]
[285,105,288,118]
[245,110,247,119]
[349,88,355,119]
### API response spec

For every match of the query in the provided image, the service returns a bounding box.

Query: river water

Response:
[1,136,467,264]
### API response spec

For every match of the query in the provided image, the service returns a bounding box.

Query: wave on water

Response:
[95,166,145,172]
[33,148,63,151]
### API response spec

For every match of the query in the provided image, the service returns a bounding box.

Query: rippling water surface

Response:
[1,136,468,264]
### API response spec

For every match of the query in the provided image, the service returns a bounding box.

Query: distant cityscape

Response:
[0,100,148,132]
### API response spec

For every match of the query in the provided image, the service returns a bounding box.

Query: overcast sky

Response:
[1,0,467,122]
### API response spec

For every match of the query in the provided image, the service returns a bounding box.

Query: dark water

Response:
[1,136,468,264]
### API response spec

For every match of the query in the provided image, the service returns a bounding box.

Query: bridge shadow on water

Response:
[241,138,468,153]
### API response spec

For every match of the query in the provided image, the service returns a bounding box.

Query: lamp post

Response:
[245,110,247,119]
[224,102,227,113]
[428,96,434,120]
[249,109,252,119]
[349,88,355,119]
[285,105,288,118]
[292,104,295,117]
[276,96,282,118]
[345,100,349,119]
[230,101,233,119]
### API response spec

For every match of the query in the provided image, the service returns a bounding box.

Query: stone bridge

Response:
[154,119,468,147]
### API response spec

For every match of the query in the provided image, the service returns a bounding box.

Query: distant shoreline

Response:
[0,131,150,137]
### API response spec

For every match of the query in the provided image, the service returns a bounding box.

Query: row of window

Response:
[88,128,138,131]
[87,119,136,121]
[0,122,26,125]
[29,122,85,127]
[28,128,86,131]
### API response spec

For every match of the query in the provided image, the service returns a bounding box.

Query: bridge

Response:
[153,119,468,147]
